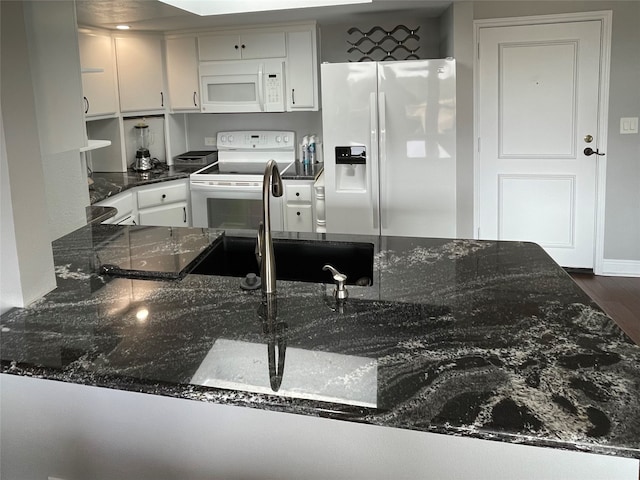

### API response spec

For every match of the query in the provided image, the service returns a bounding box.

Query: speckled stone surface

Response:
[2,226,639,460]
[89,163,323,205]
[89,165,199,204]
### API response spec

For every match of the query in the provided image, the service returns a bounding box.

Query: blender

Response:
[133,122,152,171]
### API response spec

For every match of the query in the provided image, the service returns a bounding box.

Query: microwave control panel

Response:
[265,73,282,104]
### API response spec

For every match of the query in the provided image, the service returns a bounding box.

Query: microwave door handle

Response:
[257,65,265,111]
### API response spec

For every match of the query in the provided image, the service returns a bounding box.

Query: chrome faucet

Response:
[256,159,283,295]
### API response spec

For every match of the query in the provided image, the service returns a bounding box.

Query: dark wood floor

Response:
[570,273,640,345]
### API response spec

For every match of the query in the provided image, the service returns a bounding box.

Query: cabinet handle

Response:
[132,219,137,225]
[160,92,164,107]
[183,207,187,223]
[296,192,300,196]
[234,45,239,50]
[84,96,89,114]
[161,194,167,200]
[297,211,301,216]
[193,91,197,107]
[292,89,295,105]
[241,44,246,49]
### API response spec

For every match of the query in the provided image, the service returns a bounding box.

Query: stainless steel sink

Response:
[191,236,374,286]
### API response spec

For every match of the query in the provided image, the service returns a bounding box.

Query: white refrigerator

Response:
[320,59,456,237]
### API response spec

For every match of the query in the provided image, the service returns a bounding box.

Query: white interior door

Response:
[476,20,604,268]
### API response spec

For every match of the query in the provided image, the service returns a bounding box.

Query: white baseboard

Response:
[600,259,640,277]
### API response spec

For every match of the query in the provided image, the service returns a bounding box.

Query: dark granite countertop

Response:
[1,225,639,461]
[89,163,323,205]
[283,161,324,181]
[86,205,117,224]
[89,165,202,204]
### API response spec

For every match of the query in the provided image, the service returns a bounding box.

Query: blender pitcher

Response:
[133,122,152,171]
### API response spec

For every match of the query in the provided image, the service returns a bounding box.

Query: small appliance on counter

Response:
[173,150,218,168]
[132,121,153,171]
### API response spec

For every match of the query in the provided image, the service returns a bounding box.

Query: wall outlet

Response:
[204,137,216,146]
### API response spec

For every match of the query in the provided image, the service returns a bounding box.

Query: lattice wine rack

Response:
[347,25,420,62]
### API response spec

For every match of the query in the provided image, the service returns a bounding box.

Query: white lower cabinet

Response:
[137,179,190,227]
[283,180,314,232]
[95,179,190,228]
[95,191,137,225]
[138,202,189,227]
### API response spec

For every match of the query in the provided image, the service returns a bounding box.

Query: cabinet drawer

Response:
[285,204,313,232]
[96,191,134,223]
[285,183,312,203]
[138,202,189,227]
[137,182,188,209]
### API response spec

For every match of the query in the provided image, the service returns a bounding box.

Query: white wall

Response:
[0,113,24,314]
[0,1,56,312]
[441,2,475,239]
[23,0,90,242]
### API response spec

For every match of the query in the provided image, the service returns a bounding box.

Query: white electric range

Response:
[190,130,296,230]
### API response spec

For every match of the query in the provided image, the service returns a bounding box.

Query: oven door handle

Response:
[190,182,262,193]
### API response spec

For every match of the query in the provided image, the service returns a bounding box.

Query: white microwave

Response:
[199,59,285,113]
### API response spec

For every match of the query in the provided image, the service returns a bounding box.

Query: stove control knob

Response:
[284,135,290,143]
[220,135,227,144]
[276,135,282,143]
[228,135,234,143]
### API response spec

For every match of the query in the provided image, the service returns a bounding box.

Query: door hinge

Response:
[477,42,480,60]
[477,137,481,153]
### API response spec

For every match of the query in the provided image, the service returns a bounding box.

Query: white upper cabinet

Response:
[115,35,166,113]
[165,36,200,111]
[78,31,118,117]
[199,32,286,61]
[286,27,319,111]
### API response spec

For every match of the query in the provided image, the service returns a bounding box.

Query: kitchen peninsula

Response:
[1,224,639,479]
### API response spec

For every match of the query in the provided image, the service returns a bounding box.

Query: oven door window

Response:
[206,197,262,230]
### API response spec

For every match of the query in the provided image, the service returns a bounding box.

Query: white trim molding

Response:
[601,259,640,277]
[473,10,613,275]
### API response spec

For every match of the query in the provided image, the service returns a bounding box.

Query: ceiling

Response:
[75,0,453,32]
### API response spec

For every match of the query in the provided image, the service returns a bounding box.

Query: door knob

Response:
[584,147,605,156]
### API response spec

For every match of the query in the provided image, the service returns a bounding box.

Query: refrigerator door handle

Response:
[369,92,379,229]
[378,91,387,230]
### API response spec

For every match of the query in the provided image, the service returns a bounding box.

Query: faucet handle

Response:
[323,264,348,300]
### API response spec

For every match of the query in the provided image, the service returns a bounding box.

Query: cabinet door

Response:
[199,32,286,60]
[79,32,118,117]
[198,34,242,61]
[165,37,200,111]
[115,35,165,112]
[286,30,317,111]
[138,203,189,227]
[95,191,135,224]
[285,204,313,232]
[241,32,286,59]
[137,180,188,209]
